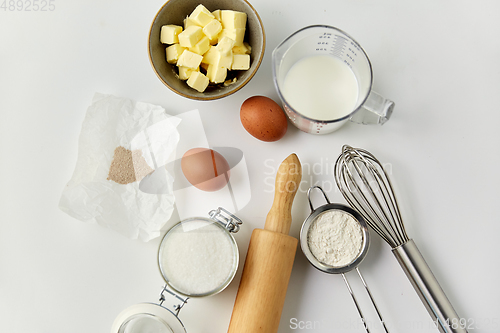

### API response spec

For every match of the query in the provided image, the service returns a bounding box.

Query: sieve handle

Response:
[392,239,467,333]
[307,186,331,212]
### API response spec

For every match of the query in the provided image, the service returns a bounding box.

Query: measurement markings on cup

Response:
[331,35,347,57]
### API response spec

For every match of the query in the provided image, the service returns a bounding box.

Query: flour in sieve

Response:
[307,210,363,267]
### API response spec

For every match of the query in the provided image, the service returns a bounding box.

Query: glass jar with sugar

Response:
[111,207,242,333]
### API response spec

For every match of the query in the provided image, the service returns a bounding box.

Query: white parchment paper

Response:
[59,93,180,241]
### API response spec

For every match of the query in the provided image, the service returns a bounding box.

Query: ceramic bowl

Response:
[148,0,265,100]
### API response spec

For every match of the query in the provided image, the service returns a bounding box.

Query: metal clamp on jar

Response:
[111,207,243,333]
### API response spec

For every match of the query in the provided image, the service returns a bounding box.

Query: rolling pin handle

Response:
[264,154,302,235]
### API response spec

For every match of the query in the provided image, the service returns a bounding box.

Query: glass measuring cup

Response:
[300,186,389,333]
[272,25,394,134]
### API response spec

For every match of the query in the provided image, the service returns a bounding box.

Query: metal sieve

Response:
[300,186,389,333]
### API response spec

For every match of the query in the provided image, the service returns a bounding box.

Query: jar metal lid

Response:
[111,303,186,333]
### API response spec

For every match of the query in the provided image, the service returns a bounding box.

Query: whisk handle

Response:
[392,240,467,333]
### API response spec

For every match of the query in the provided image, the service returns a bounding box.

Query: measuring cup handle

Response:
[350,90,395,125]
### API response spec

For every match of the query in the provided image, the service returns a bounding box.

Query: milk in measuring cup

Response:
[282,55,359,121]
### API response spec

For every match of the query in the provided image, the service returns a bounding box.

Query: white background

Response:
[1,0,499,332]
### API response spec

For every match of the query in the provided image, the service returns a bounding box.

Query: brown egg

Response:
[181,148,231,192]
[240,96,288,142]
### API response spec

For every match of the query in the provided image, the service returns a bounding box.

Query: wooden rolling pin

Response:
[228,153,302,333]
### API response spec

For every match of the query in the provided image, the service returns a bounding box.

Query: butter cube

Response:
[219,28,245,46]
[233,42,251,55]
[177,50,203,69]
[187,71,210,92]
[189,4,215,27]
[203,19,222,41]
[203,45,232,68]
[161,25,183,44]
[178,66,199,80]
[216,36,235,55]
[184,16,200,29]
[212,9,221,21]
[218,51,233,69]
[221,10,247,29]
[166,44,186,64]
[201,46,218,65]
[211,48,232,69]
[207,64,227,84]
[231,54,250,70]
[178,26,203,48]
[190,36,210,55]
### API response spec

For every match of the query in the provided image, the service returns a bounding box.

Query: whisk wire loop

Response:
[335,145,409,248]
[352,155,397,243]
[337,147,395,245]
[366,158,405,247]
[340,158,393,245]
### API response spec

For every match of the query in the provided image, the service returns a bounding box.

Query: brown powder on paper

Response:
[107,146,154,184]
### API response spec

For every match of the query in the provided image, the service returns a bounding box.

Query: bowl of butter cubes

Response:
[148,0,265,100]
